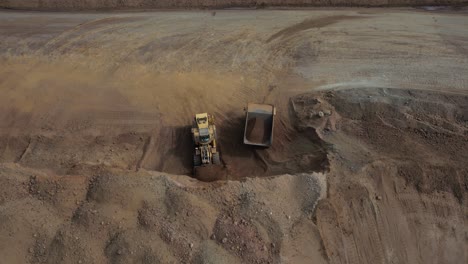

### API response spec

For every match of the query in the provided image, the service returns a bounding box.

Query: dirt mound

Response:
[308,88,467,264]
[321,88,468,202]
[0,164,326,264]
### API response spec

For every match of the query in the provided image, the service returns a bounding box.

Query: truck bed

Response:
[244,103,275,147]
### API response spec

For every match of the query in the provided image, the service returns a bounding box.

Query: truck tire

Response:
[212,152,221,165]
[193,154,202,167]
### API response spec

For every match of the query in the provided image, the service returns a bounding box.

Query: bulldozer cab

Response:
[196,113,209,129]
[193,113,215,145]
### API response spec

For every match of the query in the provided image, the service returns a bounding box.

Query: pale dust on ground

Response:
[0,8,467,264]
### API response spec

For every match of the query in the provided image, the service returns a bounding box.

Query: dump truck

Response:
[243,103,276,147]
[192,113,221,167]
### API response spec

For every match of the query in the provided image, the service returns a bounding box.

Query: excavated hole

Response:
[140,107,330,182]
[0,104,330,182]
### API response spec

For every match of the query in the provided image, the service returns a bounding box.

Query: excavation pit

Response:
[140,109,330,182]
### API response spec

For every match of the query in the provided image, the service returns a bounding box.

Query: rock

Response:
[189,243,194,249]
[210,234,216,240]
[376,195,382,200]
[117,249,122,255]
[323,110,332,116]
[318,111,325,117]
[28,247,34,253]
[222,238,228,244]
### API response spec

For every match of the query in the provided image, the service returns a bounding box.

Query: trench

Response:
[0,103,330,182]
[4,88,466,183]
[139,104,330,181]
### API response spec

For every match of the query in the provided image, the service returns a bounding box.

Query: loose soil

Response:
[245,114,273,145]
[0,8,467,264]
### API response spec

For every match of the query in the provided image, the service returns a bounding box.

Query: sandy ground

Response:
[0,0,467,11]
[1,0,468,10]
[0,8,467,264]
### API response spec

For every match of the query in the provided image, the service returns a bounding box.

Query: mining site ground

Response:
[0,7,467,264]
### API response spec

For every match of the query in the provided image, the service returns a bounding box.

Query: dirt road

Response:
[1,0,468,10]
[0,8,467,264]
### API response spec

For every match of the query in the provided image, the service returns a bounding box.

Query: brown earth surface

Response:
[0,8,467,264]
[1,0,468,10]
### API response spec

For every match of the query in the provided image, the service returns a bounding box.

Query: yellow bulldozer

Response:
[191,113,221,167]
